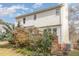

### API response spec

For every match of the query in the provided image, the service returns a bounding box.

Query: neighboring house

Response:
[15,4,69,45]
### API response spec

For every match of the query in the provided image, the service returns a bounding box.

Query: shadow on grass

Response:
[0,42,15,49]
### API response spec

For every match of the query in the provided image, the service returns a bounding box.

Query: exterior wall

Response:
[20,15,34,27]
[39,26,61,43]
[16,4,70,45]
[34,10,60,27]
[16,8,61,44]
[60,4,70,44]
[16,9,61,27]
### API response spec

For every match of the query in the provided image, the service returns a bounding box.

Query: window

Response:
[34,14,36,20]
[44,29,47,32]
[48,28,51,33]
[53,28,57,35]
[23,18,26,24]
[56,8,60,15]
[43,28,51,34]
[17,21,20,27]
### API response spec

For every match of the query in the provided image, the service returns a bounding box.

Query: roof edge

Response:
[16,4,63,19]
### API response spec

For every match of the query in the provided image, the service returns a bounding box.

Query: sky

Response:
[0,3,58,24]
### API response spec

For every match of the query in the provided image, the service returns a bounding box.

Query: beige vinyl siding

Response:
[17,9,61,27]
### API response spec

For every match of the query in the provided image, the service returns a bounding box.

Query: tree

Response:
[2,23,15,42]
[69,4,79,49]
[69,21,78,49]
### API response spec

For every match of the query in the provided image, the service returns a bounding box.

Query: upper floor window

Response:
[23,18,26,24]
[56,8,60,15]
[34,14,36,20]
[17,21,20,27]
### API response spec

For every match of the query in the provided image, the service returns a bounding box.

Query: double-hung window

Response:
[56,8,60,15]
[23,18,26,24]
[34,14,36,20]
[53,28,57,35]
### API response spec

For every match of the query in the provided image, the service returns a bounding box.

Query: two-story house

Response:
[15,4,70,45]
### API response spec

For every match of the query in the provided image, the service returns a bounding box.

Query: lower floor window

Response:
[43,27,57,35]
[43,28,51,32]
[53,28,57,35]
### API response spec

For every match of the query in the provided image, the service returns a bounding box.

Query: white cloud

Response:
[8,5,29,10]
[0,8,15,16]
[32,3,43,9]
[0,4,30,16]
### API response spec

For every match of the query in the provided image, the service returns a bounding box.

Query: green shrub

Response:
[15,27,54,56]
[37,29,53,55]
[5,33,14,41]
[27,28,53,56]
[13,27,30,47]
[16,48,33,56]
[0,32,6,41]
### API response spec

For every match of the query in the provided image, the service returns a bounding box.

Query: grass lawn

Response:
[0,48,22,56]
[68,49,79,56]
[0,41,22,56]
[1,41,79,56]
